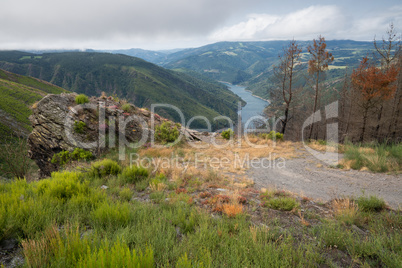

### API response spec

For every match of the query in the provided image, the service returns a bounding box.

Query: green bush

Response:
[221,128,234,140]
[264,197,299,211]
[154,121,180,143]
[356,195,386,212]
[51,148,93,166]
[120,166,149,184]
[261,131,284,141]
[88,159,122,178]
[121,103,131,113]
[119,187,133,202]
[75,94,89,104]
[73,121,86,134]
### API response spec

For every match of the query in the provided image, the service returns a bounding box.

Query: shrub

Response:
[119,187,133,202]
[51,148,93,166]
[154,121,180,143]
[88,159,121,178]
[221,128,234,140]
[90,201,132,230]
[264,197,299,211]
[22,225,154,268]
[75,94,89,104]
[73,121,86,134]
[222,203,243,218]
[356,195,386,212]
[120,166,149,184]
[261,131,284,141]
[121,103,131,113]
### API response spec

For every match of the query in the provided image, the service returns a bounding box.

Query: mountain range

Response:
[0,51,243,129]
[100,40,375,99]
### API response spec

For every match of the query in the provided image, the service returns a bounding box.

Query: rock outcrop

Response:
[28,93,202,178]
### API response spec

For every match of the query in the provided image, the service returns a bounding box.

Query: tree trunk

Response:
[282,105,289,135]
[360,108,369,143]
[308,72,320,140]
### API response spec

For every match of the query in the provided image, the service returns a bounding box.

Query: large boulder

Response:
[28,93,160,177]
[28,93,204,178]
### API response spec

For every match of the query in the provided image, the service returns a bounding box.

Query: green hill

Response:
[0,51,243,129]
[0,69,68,138]
[157,40,374,99]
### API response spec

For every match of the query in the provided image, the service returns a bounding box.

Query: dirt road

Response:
[248,150,402,209]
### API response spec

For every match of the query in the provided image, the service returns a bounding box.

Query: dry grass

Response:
[149,182,167,192]
[332,198,359,223]
[307,140,342,153]
[222,203,243,218]
[135,136,300,193]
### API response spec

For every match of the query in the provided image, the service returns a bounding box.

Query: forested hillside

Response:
[0,51,243,129]
[114,40,373,100]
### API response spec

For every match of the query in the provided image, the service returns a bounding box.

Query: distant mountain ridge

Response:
[0,51,243,129]
[102,40,374,99]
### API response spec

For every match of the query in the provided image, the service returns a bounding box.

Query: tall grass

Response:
[342,142,401,172]
[0,169,400,267]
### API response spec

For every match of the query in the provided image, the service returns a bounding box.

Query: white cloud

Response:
[209,5,346,41]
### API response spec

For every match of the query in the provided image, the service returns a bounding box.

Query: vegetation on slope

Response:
[0,69,67,137]
[0,69,67,178]
[0,51,243,129]
[0,137,400,267]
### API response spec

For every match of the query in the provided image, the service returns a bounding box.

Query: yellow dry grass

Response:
[136,136,300,192]
[307,140,343,153]
[332,198,359,218]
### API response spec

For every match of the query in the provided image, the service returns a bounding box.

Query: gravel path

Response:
[248,150,402,209]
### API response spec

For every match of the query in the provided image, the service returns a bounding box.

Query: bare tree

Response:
[269,39,303,135]
[373,22,402,140]
[307,35,334,140]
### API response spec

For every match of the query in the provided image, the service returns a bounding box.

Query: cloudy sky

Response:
[1,0,401,50]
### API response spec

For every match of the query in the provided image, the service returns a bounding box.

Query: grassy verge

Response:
[340,142,401,173]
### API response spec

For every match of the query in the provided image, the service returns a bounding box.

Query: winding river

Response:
[224,83,269,125]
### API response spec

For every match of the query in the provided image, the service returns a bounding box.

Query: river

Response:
[224,83,269,126]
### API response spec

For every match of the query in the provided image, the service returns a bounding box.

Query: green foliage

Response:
[1,168,400,267]
[121,103,131,112]
[73,121,86,134]
[88,159,122,178]
[343,142,401,172]
[263,197,299,211]
[356,195,386,212]
[90,201,132,231]
[261,131,284,141]
[120,165,149,184]
[75,94,89,104]
[22,226,154,268]
[221,128,234,140]
[51,148,93,166]
[119,187,133,202]
[154,121,180,143]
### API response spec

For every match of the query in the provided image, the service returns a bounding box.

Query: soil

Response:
[248,148,402,209]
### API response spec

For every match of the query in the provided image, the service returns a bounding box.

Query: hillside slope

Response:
[157,40,374,99]
[0,51,243,129]
[0,69,67,138]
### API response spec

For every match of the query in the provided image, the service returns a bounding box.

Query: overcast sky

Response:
[1,0,401,50]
